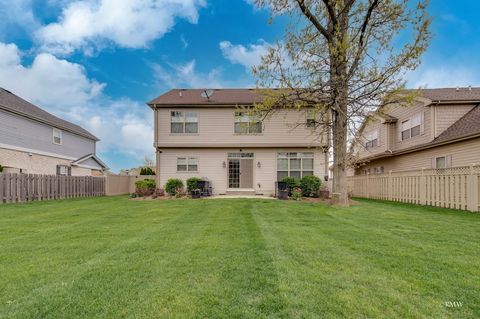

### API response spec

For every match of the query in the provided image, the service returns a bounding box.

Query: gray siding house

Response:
[0,88,108,176]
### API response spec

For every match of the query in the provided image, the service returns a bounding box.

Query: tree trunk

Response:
[331,105,349,206]
[329,20,350,207]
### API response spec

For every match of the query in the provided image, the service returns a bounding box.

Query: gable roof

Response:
[0,88,99,141]
[71,153,108,170]
[433,104,480,144]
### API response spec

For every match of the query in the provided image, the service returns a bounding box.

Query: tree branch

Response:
[296,0,332,41]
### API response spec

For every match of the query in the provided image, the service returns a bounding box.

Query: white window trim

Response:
[176,157,198,173]
[53,128,62,145]
[401,112,423,141]
[433,155,451,169]
[234,111,263,135]
[365,130,379,149]
[170,111,198,134]
[276,152,314,180]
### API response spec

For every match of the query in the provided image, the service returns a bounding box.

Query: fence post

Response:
[387,170,392,201]
[467,164,478,212]
[420,168,426,205]
[366,173,370,198]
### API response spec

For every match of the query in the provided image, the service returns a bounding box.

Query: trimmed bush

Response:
[186,177,202,193]
[300,175,322,197]
[165,178,184,196]
[135,179,156,196]
[140,167,155,175]
[291,187,302,201]
[281,176,299,193]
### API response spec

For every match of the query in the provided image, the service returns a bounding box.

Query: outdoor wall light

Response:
[222,161,226,168]
[257,161,261,168]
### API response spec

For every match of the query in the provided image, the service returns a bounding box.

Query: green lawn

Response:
[0,197,479,318]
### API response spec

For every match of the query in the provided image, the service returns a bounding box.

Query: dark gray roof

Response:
[0,88,98,141]
[149,87,480,107]
[434,105,480,143]
[420,87,480,102]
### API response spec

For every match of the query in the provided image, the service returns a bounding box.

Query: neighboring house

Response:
[148,89,328,195]
[353,87,480,175]
[0,88,108,176]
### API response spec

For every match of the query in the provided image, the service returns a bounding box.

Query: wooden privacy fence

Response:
[105,175,156,195]
[0,173,105,204]
[348,165,480,212]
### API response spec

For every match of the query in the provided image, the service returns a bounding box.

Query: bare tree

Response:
[253,0,431,206]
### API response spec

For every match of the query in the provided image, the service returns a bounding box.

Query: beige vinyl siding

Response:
[156,108,325,147]
[157,148,325,195]
[355,137,480,174]
[434,104,475,137]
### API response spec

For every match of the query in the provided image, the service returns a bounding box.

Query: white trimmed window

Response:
[234,111,262,134]
[277,152,314,180]
[56,165,71,176]
[177,157,198,172]
[401,113,422,140]
[306,110,316,128]
[171,111,198,134]
[53,128,62,145]
[433,155,451,169]
[365,130,379,150]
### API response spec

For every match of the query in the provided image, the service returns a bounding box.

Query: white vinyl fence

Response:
[348,165,480,212]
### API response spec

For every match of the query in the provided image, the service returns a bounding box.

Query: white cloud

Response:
[36,0,206,55]
[0,0,40,37]
[219,40,270,70]
[0,42,153,171]
[153,59,250,88]
[407,66,480,88]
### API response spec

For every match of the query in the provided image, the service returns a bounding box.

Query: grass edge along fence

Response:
[0,173,105,204]
[348,165,480,212]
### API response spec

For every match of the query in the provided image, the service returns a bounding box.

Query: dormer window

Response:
[365,130,379,150]
[53,128,62,145]
[401,113,422,140]
[171,111,198,134]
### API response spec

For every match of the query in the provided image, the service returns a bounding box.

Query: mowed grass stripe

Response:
[0,197,478,318]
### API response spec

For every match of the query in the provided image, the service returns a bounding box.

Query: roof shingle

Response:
[0,88,98,141]
[433,105,480,143]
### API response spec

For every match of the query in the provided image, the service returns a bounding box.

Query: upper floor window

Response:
[365,130,379,150]
[171,111,198,134]
[306,110,316,128]
[234,111,262,134]
[53,128,62,145]
[277,152,314,180]
[401,113,422,140]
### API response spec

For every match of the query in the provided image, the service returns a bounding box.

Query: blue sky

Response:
[0,0,479,172]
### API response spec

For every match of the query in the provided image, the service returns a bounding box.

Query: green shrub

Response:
[291,187,302,200]
[281,176,299,193]
[140,167,155,175]
[300,175,322,197]
[135,179,156,196]
[186,177,202,193]
[165,178,184,196]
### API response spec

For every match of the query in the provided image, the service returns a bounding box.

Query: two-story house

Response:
[353,87,480,175]
[0,88,108,176]
[148,89,328,195]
